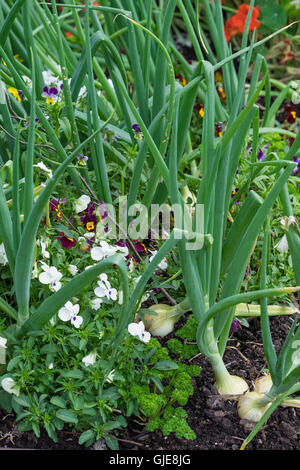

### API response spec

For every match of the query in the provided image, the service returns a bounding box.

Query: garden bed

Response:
[0,312,299,451]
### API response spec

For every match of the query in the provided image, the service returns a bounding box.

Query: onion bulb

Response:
[141,304,182,337]
[253,374,273,394]
[238,391,271,422]
[215,374,249,396]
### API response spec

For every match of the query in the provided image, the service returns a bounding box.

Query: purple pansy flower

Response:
[132,123,141,133]
[80,213,97,232]
[230,319,241,333]
[56,232,77,249]
[42,86,59,104]
[292,156,300,176]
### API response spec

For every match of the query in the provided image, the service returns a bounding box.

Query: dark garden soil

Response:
[0,304,299,451]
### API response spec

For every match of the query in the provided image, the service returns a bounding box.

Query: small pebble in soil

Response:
[92,439,107,450]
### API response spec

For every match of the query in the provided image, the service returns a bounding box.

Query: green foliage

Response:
[167,338,183,355]
[175,315,198,341]
[147,406,196,440]
[129,336,201,440]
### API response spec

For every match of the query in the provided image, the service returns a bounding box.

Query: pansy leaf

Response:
[56,409,78,424]
[154,360,179,371]
[79,429,95,446]
[50,396,67,408]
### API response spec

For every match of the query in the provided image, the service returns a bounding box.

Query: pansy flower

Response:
[74,194,91,213]
[194,103,204,118]
[215,122,223,137]
[149,250,168,270]
[132,123,143,139]
[257,149,265,161]
[292,156,300,176]
[56,232,77,249]
[285,104,297,124]
[128,321,151,343]
[25,117,40,129]
[1,377,20,396]
[0,243,8,266]
[50,198,65,220]
[175,74,187,86]
[39,263,62,291]
[231,188,242,205]
[91,240,118,261]
[42,68,61,86]
[80,213,97,232]
[94,273,118,301]
[214,69,223,82]
[230,319,242,333]
[33,161,52,178]
[82,352,97,367]
[42,86,59,105]
[8,87,22,103]
[257,143,269,161]
[132,123,141,133]
[217,84,226,101]
[58,301,83,328]
[77,153,88,166]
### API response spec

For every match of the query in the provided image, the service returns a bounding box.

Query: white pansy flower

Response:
[84,232,95,240]
[90,241,117,261]
[48,362,54,370]
[1,377,20,396]
[39,263,62,291]
[74,194,90,213]
[128,321,151,343]
[58,301,83,328]
[33,161,53,178]
[90,297,103,310]
[106,370,115,383]
[149,250,168,270]
[68,264,79,276]
[116,245,129,257]
[78,85,87,99]
[22,75,32,88]
[32,262,38,279]
[36,237,50,259]
[275,235,289,253]
[82,352,97,367]
[94,274,117,301]
[0,336,7,364]
[0,244,8,265]
[42,69,58,86]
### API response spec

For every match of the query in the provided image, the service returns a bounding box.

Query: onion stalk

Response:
[204,319,249,396]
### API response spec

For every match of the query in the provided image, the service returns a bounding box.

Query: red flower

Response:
[224,4,260,42]
[81,1,100,13]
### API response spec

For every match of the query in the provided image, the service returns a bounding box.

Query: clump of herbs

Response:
[130,337,201,440]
